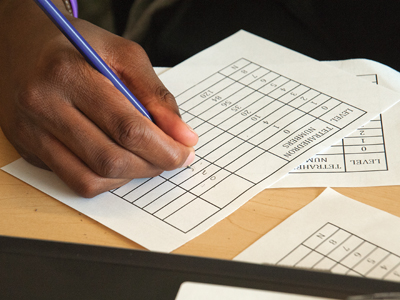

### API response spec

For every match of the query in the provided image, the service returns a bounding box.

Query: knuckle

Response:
[74,175,103,198]
[106,40,147,69]
[16,82,46,115]
[95,148,127,178]
[41,38,84,76]
[40,50,77,84]
[6,119,47,167]
[152,86,180,115]
[126,42,147,60]
[16,57,82,117]
[113,116,149,149]
[15,144,50,171]
[155,85,174,104]
[37,43,87,94]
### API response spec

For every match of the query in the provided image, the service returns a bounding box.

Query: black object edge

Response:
[1,235,399,299]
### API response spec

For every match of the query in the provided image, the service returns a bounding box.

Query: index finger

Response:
[71,67,194,172]
[101,40,198,147]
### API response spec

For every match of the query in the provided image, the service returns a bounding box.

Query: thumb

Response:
[146,91,198,147]
[109,40,198,146]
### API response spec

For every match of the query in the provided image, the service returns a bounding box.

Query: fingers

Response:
[19,68,194,181]
[69,66,195,172]
[45,26,198,172]
[5,117,130,197]
[100,40,199,147]
[35,132,132,198]
[18,78,176,179]
[35,101,164,179]
[145,95,199,147]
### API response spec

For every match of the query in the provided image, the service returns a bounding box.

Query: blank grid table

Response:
[111,58,366,233]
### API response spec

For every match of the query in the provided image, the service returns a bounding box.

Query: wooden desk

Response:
[1,127,400,260]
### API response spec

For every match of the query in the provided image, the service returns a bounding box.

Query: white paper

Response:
[157,60,400,188]
[235,188,400,282]
[273,59,400,187]
[2,31,400,252]
[175,282,336,300]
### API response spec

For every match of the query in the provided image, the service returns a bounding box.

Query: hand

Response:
[0,1,198,197]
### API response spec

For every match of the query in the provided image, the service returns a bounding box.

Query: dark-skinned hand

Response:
[0,0,198,197]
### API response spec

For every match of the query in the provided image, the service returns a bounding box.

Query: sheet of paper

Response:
[273,59,400,187]
[2,30,400,252]
[175,282,335,300]
[159,59,400,188]
[234,188,400,282]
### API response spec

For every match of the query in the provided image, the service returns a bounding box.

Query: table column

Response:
[343,115,388,172]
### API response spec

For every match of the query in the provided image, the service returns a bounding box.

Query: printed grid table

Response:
[277,223,400,282]
[291,114,388,173]
[111,58,366,233]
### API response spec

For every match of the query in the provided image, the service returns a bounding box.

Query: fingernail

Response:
[181,151,195,168]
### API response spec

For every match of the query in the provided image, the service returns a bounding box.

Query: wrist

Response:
[0,0,76,74]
